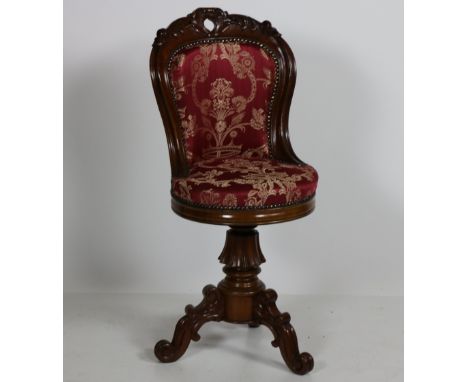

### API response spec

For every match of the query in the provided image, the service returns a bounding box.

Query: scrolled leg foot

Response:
[253,289,314,375]
[154,284,224,363]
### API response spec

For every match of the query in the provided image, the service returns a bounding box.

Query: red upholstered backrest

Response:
[169,42,276,165]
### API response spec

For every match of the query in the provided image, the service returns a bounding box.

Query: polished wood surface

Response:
[150,7,306,179]
[154,227,314,375]
[150,7,316,375]
[150,7,314,226]
[154,284,224,363]
[171,196,315,226]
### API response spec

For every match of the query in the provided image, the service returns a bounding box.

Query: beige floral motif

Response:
[250,108,266,130]
[199,78,244,158]
[232,96,247,112]
[245,183,277,207]
[173,43,273,161]
[173,179,192,201]
[219,43,256,80]
[172,158,316,207]
[240,144,269,159]
[178,107,196,140]
[171,53,189,100]
[200,99,211,115]
[189,168,227,187]
[173,76,187,100]
[178,107,196,161]
[169,44,314,208]
[261,68,272,88]
[191,44,218,82]
[174,53,186,68]
[200,189,221,205]
[222,193,237,207]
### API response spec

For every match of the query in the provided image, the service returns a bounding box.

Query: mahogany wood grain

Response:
[154,227,314,375]
[150,8,316,375]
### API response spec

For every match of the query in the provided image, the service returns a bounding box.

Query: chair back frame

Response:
[150,7,303,178]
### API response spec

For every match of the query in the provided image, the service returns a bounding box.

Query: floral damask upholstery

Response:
[170,42,275,165]
[172,158,318,208]
[169,42,318,209]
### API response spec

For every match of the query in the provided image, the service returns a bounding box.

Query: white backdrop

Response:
[64,0,403,295]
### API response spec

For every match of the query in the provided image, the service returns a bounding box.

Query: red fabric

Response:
[170,43,276,165]
[172,157,318,208]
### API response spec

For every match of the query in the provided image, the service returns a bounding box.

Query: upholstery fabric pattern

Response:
[172,158,318,208]
[170,43,276,165]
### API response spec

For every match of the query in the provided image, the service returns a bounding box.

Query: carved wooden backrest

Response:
[150,8,302,177]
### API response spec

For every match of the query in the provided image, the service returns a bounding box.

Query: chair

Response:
[150,8,319,375]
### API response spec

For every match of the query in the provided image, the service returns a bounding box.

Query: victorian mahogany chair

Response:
[150,8,319,375]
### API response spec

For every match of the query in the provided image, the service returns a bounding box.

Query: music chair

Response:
[150,8,319,375]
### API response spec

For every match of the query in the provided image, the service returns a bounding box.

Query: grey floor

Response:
[64,293,403,382]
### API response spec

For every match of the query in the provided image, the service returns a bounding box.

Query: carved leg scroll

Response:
[253,289,314,375]
[154,227,315,375]
[154,284,224,362]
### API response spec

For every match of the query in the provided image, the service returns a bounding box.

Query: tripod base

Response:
[154,227,314,375]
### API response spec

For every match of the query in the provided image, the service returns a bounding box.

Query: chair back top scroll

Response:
[150,8,303,177]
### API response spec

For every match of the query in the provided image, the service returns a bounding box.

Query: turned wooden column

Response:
[218,226,265,323]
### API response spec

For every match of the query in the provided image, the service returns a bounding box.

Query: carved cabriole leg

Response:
[253,289,314,375]
[155,226,314,375]
[217,227,313,375]
[154,284,224,362]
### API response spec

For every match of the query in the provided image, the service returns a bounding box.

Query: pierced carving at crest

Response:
[153,8,281,48]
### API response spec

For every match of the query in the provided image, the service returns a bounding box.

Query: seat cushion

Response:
[171,158,318,209]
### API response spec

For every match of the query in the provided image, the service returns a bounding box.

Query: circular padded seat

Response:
[172,157,318,209]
